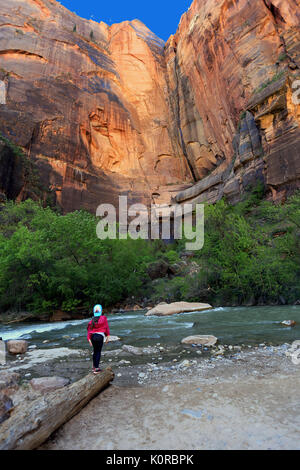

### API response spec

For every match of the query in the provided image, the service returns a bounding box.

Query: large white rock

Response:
[145,301,212,317]
[181,335,218,346]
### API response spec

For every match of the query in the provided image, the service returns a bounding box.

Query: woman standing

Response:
[87,304,110,374]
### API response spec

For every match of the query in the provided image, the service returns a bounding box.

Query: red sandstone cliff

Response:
[169,0,300,205]
[0,0,192,212]
[0,0,300,212]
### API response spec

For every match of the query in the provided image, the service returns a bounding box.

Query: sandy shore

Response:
[38,345,300,450]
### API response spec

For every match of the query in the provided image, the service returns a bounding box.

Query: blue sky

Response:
[59,0,192,41]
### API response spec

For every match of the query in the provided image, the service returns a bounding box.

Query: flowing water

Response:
[1,306,300,353]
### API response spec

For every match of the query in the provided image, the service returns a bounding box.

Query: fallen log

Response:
[0,367,114,450]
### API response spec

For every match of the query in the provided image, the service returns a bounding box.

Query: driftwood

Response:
[0,367,114,450]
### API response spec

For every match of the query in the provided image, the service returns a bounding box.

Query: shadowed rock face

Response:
[0,0,300,212]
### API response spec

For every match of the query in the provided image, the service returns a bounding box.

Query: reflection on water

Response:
[1,306,300,351]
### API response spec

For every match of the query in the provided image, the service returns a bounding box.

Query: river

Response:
[2,305,300,450]
[1,306,300,356]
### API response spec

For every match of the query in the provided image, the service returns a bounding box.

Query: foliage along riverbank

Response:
[0,184,300,322]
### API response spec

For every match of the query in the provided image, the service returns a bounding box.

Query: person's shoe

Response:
[93,368,102,374]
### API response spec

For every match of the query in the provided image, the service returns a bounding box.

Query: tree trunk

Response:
[0,368,114,450]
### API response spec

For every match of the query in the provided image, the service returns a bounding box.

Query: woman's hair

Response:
[91,316,100,328]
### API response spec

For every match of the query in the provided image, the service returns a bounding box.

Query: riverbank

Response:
[1,340,300,449]
[0,307,148,325]
[37,345,300,450]
[1,306,300,449]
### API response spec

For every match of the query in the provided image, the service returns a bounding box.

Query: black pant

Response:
[91,334,104,368]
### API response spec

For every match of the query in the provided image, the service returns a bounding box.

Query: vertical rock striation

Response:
[171,0,300,205]
[0,0,300,211]
[0,0,192,212]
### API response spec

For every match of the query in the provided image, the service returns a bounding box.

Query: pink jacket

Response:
[87,316,110,342]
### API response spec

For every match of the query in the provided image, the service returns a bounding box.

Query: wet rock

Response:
[179,360,192,368]
[10,348,84,371]
[122,345,143,356]
[6,340,28,355]
[281,320,297,327]
[30,376,70,393]
[122,345,159,356]
[102,349,123,357]
[181,335,218,347]
[108,336,121,342]
[213,348,225,356]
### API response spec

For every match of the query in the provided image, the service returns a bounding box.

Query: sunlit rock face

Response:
[0,0,192,212]
[0,0,300,212]
[170,0,300,205]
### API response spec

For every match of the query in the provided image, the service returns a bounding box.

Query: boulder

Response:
[108,336,121,342]
[179,360,192,368]
[122,345,159,356]
[6,340,28,355]
[213,347,225,356]
[49,310,72,322]
[30,377,70,393]
[145,301,212,317]
[0,371,20,395]
[102,349,123,357]
[181,335,218,347]
[147,260,169,280]
[168,264,182,276]
[281,320,297,327]
[142,346,160,355]
[132,305,143,311]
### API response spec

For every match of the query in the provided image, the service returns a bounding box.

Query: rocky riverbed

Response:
[36,344,300,450]
[1,306,300,449]
[1,341,300,450]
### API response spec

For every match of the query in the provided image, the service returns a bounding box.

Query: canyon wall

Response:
[0,0,300,212]
[169,0,300,205]
[0,0,192,212]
